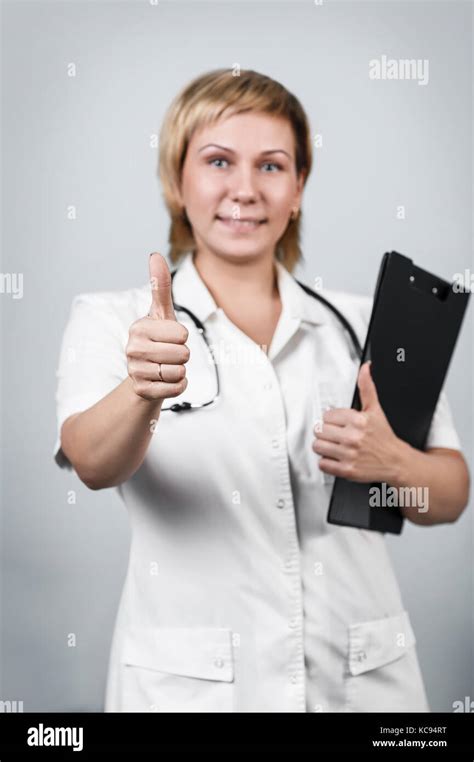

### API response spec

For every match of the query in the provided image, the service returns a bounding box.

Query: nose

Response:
[228,163,259,205]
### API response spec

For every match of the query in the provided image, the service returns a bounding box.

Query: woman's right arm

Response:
[60,253,190,490]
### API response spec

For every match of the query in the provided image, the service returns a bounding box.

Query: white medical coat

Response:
[53,252,462,712]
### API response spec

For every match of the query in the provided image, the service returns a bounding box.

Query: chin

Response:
[211,235,276,255]
[211,245,271,262]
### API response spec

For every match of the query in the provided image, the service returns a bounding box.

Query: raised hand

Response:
[126,253,190,401]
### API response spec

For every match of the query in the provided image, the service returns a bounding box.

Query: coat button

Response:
[214,657,225,668]
[276,498,285,509]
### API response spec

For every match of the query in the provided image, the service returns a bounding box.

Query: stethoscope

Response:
[162,267,364,412]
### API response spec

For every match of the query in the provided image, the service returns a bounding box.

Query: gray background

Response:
[1,0,472,711]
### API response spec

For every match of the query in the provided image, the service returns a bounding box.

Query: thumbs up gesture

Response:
[126,253,190,401]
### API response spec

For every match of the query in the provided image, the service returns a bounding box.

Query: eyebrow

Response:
[198,143,292,159]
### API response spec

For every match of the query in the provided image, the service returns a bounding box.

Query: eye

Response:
[207,156,283,172]
[208,157,229,169]
[261,162,283,172]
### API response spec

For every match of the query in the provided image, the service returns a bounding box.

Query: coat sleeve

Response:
[53,293,128,470]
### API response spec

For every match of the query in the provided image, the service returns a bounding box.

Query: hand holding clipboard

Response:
[327,251,471,534]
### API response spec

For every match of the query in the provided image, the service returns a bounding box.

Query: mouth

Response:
[215,215,267,232]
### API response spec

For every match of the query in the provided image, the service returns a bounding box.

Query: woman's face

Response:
[179,111,305,263]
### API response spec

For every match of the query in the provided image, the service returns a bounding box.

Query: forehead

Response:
[188,112,295,155]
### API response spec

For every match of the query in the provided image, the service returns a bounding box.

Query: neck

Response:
[191,250,279,308]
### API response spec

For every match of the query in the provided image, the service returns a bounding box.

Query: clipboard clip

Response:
[408,265,450,302]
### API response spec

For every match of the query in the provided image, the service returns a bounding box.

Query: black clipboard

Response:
[327,251,471,534]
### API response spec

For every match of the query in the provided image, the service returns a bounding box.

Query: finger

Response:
[322,407,359,427]
[132,361,186,384]
[357,361,378,410]
[148,252,177,320]
[138,377,188,401]
[134,341,190,365]
[318,457,345,477]
[313,422,345,443]
[138,317,188,344]
[312,438,346,460]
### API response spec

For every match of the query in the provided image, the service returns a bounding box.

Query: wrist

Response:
[387,436,415,489]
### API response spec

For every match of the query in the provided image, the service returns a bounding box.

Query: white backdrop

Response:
[1,0,472,711]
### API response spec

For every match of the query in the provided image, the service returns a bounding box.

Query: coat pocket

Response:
[120,626,235,712]
[344,610,429,712]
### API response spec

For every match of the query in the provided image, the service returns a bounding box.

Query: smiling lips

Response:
[216,215,267,232]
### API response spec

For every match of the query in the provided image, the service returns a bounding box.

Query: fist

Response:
[126,252,190,401]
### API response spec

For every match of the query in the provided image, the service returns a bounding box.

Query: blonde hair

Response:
[158,68,313,273]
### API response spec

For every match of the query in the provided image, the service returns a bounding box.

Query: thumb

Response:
[148,252,177,320]
[357,360,379,411]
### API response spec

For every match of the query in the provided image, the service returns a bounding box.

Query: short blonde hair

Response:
[158,68,313,273]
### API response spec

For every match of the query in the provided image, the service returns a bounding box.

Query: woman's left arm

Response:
[313,361,471,526]
[389,443,470,525]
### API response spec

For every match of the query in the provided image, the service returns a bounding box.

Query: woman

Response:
[54,68,470,713]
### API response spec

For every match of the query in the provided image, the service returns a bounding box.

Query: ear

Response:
[295,170,306,201]
[173,187,184,210]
